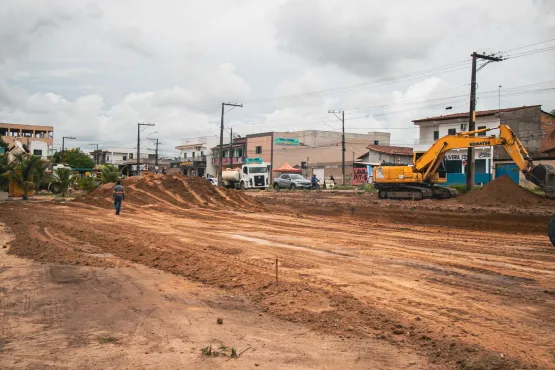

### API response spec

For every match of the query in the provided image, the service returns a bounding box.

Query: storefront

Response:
[443,147,493,185]
[179,160,207,177]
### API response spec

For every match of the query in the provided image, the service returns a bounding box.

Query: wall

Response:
[29,141,49,159]
[541,111,555,154]
[415,116,500,152]
[495,106,543,159]
[365,150,412,164]
[246,134,273,163]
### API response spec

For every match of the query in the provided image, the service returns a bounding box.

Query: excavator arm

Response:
[414,125,554,195]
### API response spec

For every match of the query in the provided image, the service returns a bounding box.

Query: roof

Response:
[273,162,301,173]
[366,145,413,156]
[412,105,542,123]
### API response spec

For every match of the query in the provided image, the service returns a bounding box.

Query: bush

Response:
[78,176,99,192]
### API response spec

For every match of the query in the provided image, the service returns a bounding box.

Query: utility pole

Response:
[328,110,345,185]
[137,123,155,176]
[154,138,160,166]
[61,136,76,163]
[229,127,233,169]
[89,143,99,165]
[466,52,503,191]
[218,102,243,186]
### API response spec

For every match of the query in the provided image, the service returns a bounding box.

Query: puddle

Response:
[228,234,351,257]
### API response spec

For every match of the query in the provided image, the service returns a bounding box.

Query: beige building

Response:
[246,130,391,185]
[0,123,54,159]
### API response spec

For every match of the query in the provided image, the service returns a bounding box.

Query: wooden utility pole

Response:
[328,110,345,185]
[466,52,503,191]
[61,136,76,163]
[137,123,155,176]
[218,103,243,186]
[89,143,100,165]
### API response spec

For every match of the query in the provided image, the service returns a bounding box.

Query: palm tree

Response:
[101,165,120,184]
[51,167,74,197]
[2,153,42,200]
[33,159,52,191]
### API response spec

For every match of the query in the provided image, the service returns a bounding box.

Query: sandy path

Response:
[1,197,554,368]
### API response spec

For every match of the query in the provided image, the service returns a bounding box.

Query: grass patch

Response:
[98,336,119,344]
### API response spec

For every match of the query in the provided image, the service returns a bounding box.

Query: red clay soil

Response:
[74,174,264,211]
[456,175,555,208]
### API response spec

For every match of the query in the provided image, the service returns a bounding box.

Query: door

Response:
[313,168,324,182]
[496,163,519,184]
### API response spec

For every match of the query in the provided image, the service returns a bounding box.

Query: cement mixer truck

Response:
[222,164,269,190]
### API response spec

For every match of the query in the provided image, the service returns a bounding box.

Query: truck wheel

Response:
[549,213,555,247]
[273,183,280,191]
[49,183,61,194]
[378,189,387,199]
[240,181,246,190]
[290,184,296,190]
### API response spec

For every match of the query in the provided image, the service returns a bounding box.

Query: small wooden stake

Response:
[275,258,279,284]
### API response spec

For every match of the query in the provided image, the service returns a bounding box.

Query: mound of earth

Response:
[74,174,263,211]
[456,175,554,208]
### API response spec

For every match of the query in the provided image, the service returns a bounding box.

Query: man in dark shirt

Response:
[113,180,125,215]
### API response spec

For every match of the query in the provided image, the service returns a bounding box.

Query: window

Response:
[192,152,196,158]
[123,155,127,161]
[255,146,262,154]
[477,126,487,136]
[106,155,110,161]
[448,128,456,135]
[243,167,248,174]
[200,151,204,157]
[183,153,187,159]
[33,149,43,156]
[129,153,134,159]
[249,167,268,173]
[433,131,439,140]
[236,148,243,157]
[445,160,462,173]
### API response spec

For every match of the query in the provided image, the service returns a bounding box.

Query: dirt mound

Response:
[74,175,264,211]
[456,175,554,208]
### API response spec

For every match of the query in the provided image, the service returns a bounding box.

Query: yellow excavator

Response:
[373,125,555,200]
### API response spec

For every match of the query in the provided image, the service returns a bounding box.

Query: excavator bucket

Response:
[529,164,555,198]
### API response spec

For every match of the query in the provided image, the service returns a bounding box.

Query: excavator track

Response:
[376,185,432,200]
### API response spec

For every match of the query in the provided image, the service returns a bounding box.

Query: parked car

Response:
[207,178,218,186]
[273,174,311,190]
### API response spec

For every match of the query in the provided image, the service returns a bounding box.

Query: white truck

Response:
[222,164,269,190]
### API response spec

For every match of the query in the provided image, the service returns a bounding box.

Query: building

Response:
[211,137,247,170]
[88,147,155,166]
[358,145,413,165]
[0,123,54,159]
[413,105,555,185]
[245,130,391,184]
[175,136,219,177]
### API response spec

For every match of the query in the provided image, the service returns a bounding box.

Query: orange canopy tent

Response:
[273,162,302,173]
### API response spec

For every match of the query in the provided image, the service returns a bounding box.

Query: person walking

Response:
[113,180,125,215]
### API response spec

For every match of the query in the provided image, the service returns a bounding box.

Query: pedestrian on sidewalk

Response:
[113,180,125,215]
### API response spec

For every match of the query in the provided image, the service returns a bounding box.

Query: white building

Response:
[413,111,500,185]
[84,147,155,166]
[175,136,219,177]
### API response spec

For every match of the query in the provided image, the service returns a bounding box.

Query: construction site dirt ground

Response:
[1,179,554,369]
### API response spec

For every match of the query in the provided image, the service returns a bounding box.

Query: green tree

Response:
[1,153,42,200]
[51,167,74,197]
[78,176,99,192]
[101,165,120,184]
[33,160,52,190]
[53,148,95,168]
[0,135,8,152]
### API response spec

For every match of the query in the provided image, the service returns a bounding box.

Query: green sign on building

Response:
[245,157,263,164]
[274,137,299,146]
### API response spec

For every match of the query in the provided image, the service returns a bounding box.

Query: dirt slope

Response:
[456,175,554,208]
[74,174,263,211]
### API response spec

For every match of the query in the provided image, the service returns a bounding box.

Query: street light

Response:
[62,136,76,163]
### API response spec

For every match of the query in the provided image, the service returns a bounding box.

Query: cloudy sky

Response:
[1,0,554,156]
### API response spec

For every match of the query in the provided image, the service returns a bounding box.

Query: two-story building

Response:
[413,105,555,185]
[211,137,247,171]
[0,123,54,159]
[175,136,219,177]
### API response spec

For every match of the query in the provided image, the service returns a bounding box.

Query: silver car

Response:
[273,174,311,190]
